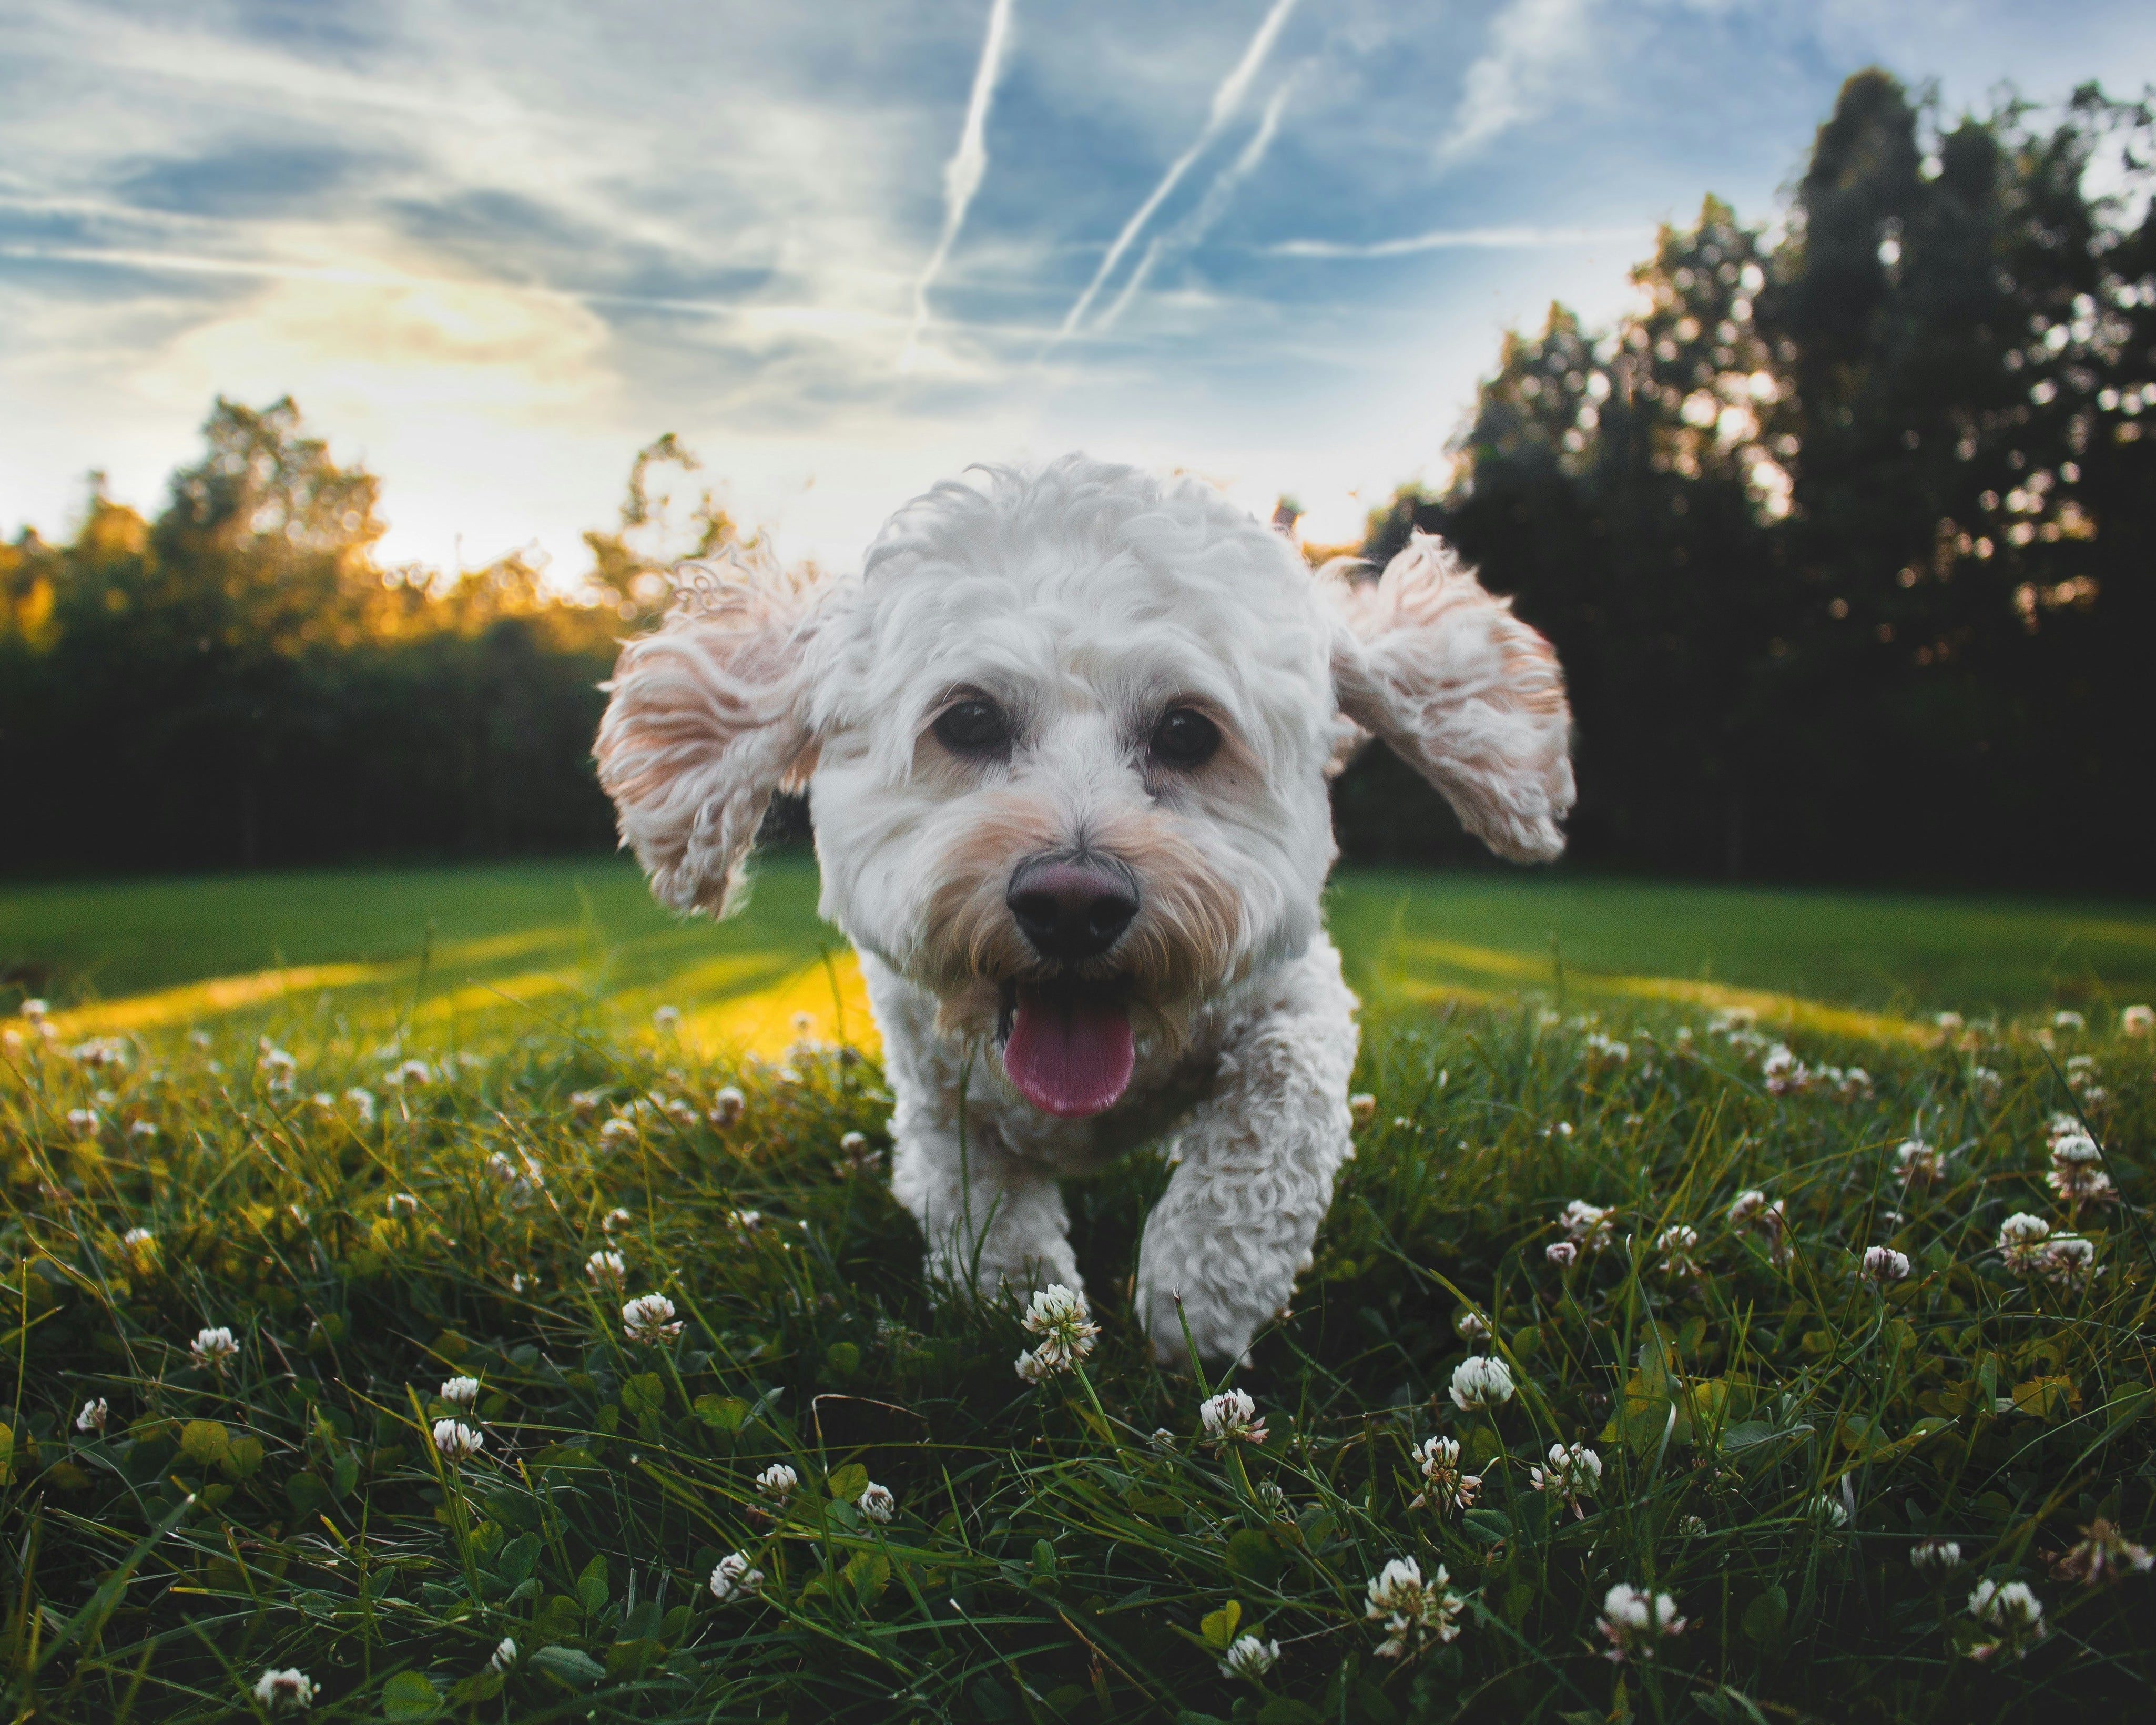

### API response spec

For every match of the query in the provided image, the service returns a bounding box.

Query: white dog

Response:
[595,455,1572,1367]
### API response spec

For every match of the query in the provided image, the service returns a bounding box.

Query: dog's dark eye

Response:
[933,697,1011,757]
[1150,706,1221,770]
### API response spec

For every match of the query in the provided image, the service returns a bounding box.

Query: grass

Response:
[1,865,2153,1721]
[5,856,2155,1028]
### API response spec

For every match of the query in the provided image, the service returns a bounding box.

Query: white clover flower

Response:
[70,1037,128,1070]
[1964,1578,2048,1661]
[858,1482,896,1523]
[1218,1633,1281,1680]
[709,1085,746,1127]
[76,1397,109,1434]
[1655,1224,1702,1278]
[341,1088,377,1124]
[1545,1240,1578,1266]
[1861,1246,1911,1283]
[439,1376,481,1408]
[652,1004,682,1033]
[1449,1356,1516,1411]
[1911,1538,1964,1576]
[1680,1515,1708,1536]
[568,1088,608,1118]
[2045,1130,2112,1204]
[1148,1427,1178,1454]
[1935,1011,1965,1032]
[726,1208,762,1234]
[2121,1004,2153,1035]
[1835,1067,1874,1098]
[1762,1043,1809,1094]
[19,998,46,1021]
[2055,1518,2154,1586]
[654,1093,700,1129]
[622,1293,683,1343]
[598,1117,639,1149]
[1199,1388,1268,1446]
[1968,1064,2001,1099]
[2053,1010,2085,1032]
[585,1249,626,1288]
[1348,1092,1377,1124]
[1453,1309,1491,1344]
[1529,1442,1602,1518]
[1597,1583,1686,1662]
[1812,1494,1850,1528]
[432,1419,485,1460]
[1014,1347,1050,1384]
[484,1150,543,1198]
[252,1668,314,1710]
[1584,1031,1630,1065]
[65,1108,100,1137]
[1559,1200,1614,1253]
[2038,1232,2097,1290]
[1408,1435,1481,1515]
[382,1191,420,1218]
[1364,1556,1463,1659]
[756,1462,799,1504]
[127,1119,158,1143]
[1894,1139,1946,1184]
[1996,1212,2054,1273]
[601,1206,634,1235]
[123,1225,155,1252]
[709,1551,764,1601]
[190,1326,239,1369]
[489,1636,517,1673]
[383,1059,434,1090]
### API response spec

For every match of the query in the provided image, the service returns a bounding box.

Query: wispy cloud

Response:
[900,0,1016,371]
[1097,73,1298,331]
[1435,0,1594,167]
[1051,0,1300,344]
[1266,222,1647,258]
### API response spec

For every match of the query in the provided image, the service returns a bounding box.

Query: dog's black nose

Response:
[1007,858,1138,962]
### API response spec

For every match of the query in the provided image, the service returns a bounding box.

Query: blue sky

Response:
[4,0,2153,574]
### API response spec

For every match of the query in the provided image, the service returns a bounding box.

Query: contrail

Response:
[1265,224,1647,258]
[1096,73,1296,331]
[899,0,1016,371]
[1050,0,1298,346]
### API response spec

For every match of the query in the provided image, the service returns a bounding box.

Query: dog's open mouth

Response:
[996,976,1135,1118]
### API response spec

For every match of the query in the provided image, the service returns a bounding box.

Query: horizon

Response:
[5,0,2154,580]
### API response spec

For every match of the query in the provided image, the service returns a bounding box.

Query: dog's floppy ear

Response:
[1326,530,1574,862]
[594,554,822,917]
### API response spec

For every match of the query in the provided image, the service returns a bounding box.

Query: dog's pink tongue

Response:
[1004,985,1135,1118]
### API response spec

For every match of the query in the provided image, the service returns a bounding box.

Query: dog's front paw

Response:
[1135,1278,1262,1375]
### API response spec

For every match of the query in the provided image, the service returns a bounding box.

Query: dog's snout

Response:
[1006,859,1138,963]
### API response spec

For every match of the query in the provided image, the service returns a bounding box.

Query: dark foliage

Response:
[1349,72,2156,892]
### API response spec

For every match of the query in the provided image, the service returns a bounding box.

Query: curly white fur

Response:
[596,456,1573,1367]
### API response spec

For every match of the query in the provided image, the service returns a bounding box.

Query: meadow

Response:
[1,858,2152,1721]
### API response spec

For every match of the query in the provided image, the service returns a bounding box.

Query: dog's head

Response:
[596,455,1572,1117]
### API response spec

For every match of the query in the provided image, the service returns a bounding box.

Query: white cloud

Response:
[1435,0,1595,166]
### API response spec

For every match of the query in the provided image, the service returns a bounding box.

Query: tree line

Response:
[1336,71,2154,892]
[3,70,2151,891]
[0,407,731,875]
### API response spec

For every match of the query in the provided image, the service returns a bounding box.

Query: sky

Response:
[4,0,2154,578]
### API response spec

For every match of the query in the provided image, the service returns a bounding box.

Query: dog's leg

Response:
[890,1126,1080,1301]
[1133,943,1359,1369]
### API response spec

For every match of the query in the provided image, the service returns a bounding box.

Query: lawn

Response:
[1,860,2152,1722]
[5,856,2154,1038]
